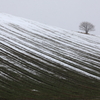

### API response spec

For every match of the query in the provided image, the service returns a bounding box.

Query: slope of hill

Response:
[0,13,100,100]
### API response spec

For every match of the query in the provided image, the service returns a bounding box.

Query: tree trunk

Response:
[85,30,88,34]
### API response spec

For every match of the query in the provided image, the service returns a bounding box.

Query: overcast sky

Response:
[0,0,100,35]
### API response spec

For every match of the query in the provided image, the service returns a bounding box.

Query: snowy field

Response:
[0,14,100,100]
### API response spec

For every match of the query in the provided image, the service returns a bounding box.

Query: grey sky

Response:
[0,0,100,35]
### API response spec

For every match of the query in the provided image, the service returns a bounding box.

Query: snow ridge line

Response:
[0,14,100,81]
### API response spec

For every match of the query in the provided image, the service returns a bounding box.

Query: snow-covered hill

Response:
[0,13,100,100]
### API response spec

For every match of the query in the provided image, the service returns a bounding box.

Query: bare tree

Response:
[79,22,95,34]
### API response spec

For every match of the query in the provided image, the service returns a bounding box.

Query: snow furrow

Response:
[0,13,100,81]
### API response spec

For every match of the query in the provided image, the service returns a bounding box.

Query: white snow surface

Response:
[0,13,100,80]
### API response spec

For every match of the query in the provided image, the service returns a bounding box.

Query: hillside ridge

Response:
[0,13,100,100]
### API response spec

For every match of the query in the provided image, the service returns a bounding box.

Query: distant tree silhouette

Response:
[79,22,95,34]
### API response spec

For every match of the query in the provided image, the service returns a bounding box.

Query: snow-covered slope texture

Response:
[0,13,100,100]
